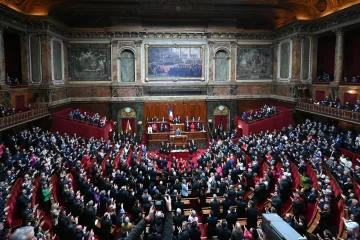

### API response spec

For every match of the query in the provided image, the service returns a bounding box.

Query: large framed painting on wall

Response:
[68,43,111,81]
[236,45,273,80]
[145,44,206,81]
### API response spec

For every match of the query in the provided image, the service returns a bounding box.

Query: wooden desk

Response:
[146,131,207,144]
[169,135,187,142]
[147,132,170,141]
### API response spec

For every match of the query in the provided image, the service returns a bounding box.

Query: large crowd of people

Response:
[1,117,360,240]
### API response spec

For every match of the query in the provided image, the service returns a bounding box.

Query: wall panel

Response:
[143,101,207,123]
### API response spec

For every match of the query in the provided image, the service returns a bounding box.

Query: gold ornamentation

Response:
[214,105,229,115]
[120,107,136,117]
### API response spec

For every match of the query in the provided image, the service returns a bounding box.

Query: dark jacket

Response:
[127,211,173,240]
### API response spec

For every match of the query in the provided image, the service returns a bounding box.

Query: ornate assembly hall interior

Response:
[1,0,360,240]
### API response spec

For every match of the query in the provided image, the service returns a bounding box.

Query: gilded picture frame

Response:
[145,44,206,81]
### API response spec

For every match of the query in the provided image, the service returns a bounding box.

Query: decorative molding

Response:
[207,86,214,96]
[230,85,237,95]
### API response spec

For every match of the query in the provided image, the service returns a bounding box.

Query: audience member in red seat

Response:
[292,194,304,219]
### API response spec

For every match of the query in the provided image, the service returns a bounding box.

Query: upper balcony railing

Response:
[296,102,360,123]
[0,106,50,130]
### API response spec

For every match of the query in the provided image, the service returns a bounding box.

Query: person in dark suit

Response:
[317,204,332,234]
[215,219,232,240]
[270,191,283,213]
[236,196,247,218]
[173,208,186,229]
[206,210,218,238]
[189,221,202,240]
[225,207,238,231]
[210,194,221,218]
[221,194,232,218]
[100,213,112,240]
[291,195,304,219]
[178,221,190,240]
[174,195,185,214]
[246,201,258,229]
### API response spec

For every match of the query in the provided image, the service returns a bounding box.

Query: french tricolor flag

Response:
[168,107,173,121]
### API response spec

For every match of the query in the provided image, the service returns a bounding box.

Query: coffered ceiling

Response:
[1,0,360,30]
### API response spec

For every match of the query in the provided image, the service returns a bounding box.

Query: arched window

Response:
[214,50,229,81]
[120,50,135,82]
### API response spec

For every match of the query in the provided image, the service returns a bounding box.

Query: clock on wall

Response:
[125,107,131,113]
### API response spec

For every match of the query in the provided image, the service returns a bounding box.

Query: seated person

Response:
[190,123,195,132]
[68,111,74,119]
[196,123,202,131]
[164,124,168,132]
[160,124,165,132]
[248,115,253,122]
[26,104,32,111]
[242,112,247,120]
[175,128,181,136]
[152,123,158,132]
[147,125,153,134]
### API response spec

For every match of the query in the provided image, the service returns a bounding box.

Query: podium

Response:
[169,134,188,146]
[170,123,184,134]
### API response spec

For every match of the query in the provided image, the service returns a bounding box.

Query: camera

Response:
[154,200,164,211]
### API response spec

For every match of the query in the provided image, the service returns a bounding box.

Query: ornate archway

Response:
[213,105,230,132]
[119,107,136,133]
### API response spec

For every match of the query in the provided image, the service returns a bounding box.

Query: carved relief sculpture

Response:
[236,45,273,80]
[68,43,111,81]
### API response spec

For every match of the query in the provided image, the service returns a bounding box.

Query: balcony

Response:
[296,102,360,123]
[0,106,50,130]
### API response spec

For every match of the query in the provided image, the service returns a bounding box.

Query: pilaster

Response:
[272,41,279,83]
[40,32,53,85]
[111,40,118,82]
[20,33,29,84]
[135,40,142,85]
[208,41,215,83]
[291,35,302,82]
[310,36,318,81]
[0,25,6,86]
[334,29,344,83]
[230,41,237,82]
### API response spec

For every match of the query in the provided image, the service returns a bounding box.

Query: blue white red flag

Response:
[168,107,173,121]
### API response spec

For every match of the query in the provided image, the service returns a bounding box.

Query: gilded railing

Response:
[0,106,50,129]
[296,102,360,122]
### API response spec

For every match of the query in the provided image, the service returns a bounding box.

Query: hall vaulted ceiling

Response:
[1,0,360,29]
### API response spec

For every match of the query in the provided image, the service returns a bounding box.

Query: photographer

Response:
[127,194,173,240]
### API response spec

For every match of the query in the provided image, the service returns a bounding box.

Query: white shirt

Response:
[188,215,198,223]
[345,220,359,237]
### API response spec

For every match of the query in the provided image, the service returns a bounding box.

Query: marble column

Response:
[20,34,29,84]
[334,29,344,83]
[230,41,237,82]
[311,36,318,81]
[111,40,118,82]
[135,40,142,84]
[0,26,5,85]
[291,35,302,82]
[40,33,53,84]
[272,41,279,82]
[208,41,215,83]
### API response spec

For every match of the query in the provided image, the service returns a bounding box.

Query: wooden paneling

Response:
[144,101,207,124]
